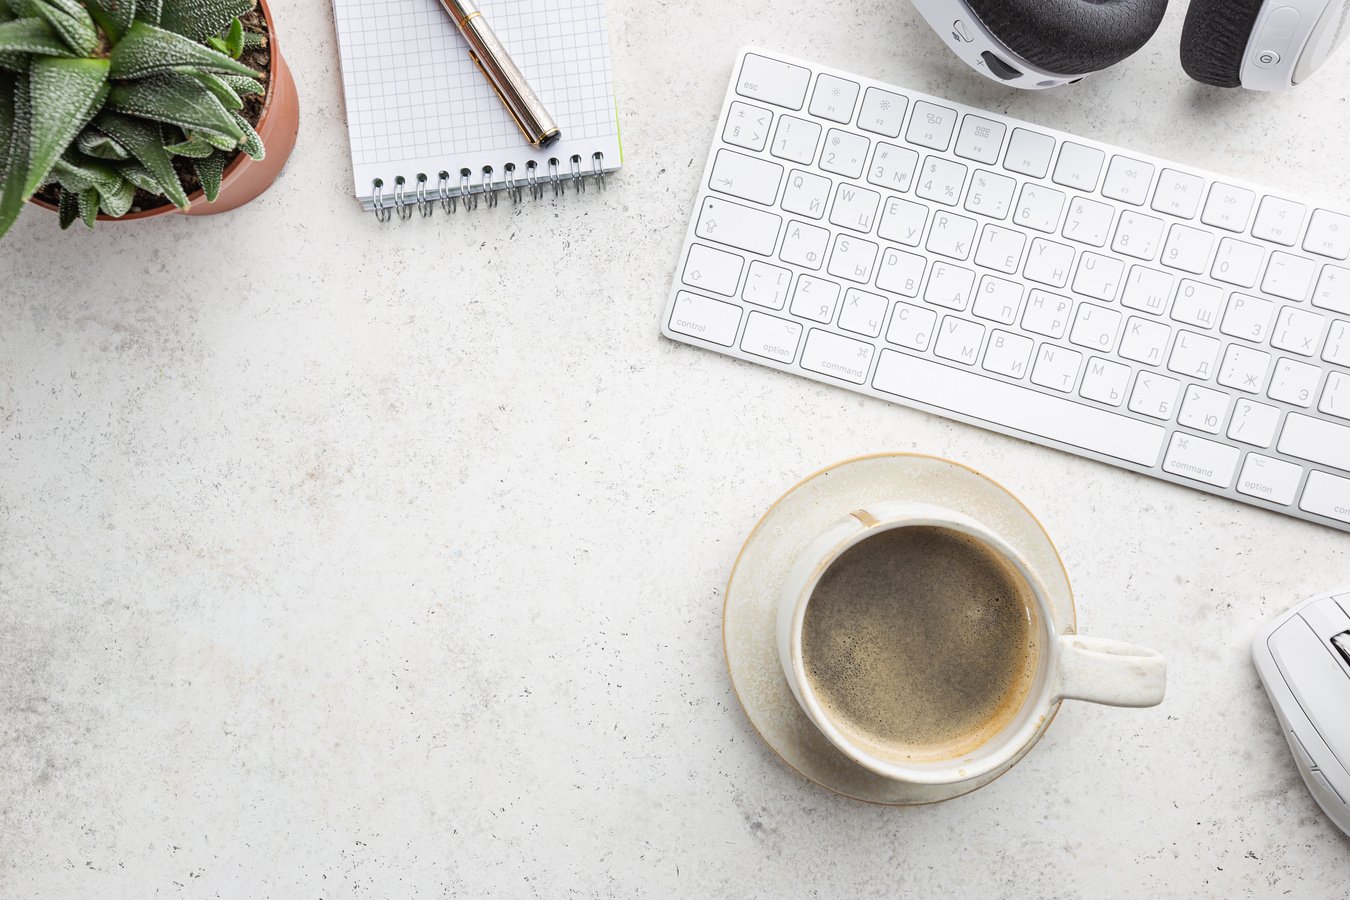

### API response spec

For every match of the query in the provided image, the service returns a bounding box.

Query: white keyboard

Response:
[661,48,1350,533]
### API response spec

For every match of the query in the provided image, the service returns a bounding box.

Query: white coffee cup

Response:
[776,501,1166,787]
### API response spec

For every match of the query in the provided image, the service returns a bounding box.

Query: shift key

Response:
[695,197,782,256]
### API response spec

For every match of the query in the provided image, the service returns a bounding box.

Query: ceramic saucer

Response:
[723,452,1077,805]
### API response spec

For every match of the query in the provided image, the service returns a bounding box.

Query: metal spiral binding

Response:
[371,151,607,220]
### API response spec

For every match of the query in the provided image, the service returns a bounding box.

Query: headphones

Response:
[911,0,1350,91]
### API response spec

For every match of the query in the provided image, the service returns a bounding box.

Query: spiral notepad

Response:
[331,0,622,219]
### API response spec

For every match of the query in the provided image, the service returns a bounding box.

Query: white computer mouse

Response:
[1252,587,1350,837]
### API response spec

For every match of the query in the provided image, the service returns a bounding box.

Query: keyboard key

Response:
[1268,358,1321,407]
[1062,197,1114,247]
[926,210,977,261]
[1221,293,1275,343]
[1304,209,1350,260]
[723,101,772,152]
[737,53,811,110]
[1228,399,1282,447]
[1326,321,1350,365]
[1072,253,1124,302]
[1171,280,1225,329]
[780,220,830,268]
[868,143,919,192]
[839,288,888,337]
[886,301,936,350]
[975,225,1026,274]
[790,274,841,323]
[1262,251,1316,301]
[1024,238,1074,288]
[1004,128,1055,179]
[1320,371,1350,420]
[801,328,875,383]
[829,183,881,233]
[906,101,958,151]
[1212,238,1264,288]
[743,260,792,309]
[1201,183,1255,232]
[973,275,1024,323]
[1178,384,1229,433]
[1167,330,1220,380]
[872,352,1166,466]
[877,248,926,296]
[1219,344,1272,393]
[1312,265,1350,314]
[1119,316,1171,366]
[1013,184,1066,233]
[954,115,1006,164]
[771,116,821,164]
[1280,413,1350,471]
[810,74,860,123]
[1271,306,1326,356]
[1031,343,1083,392]
[877,196,927,246]
[1237,454,1302,505]
[925,262,976,311]
[741,311,802,363]
[782,169,832,219]
[1301,471,1350,523]
[1022,290,1070,339]
[1163,433,1239,487]
[1121,266,1174,316]
[821,129,869,179]
[857,87,907,137]
[1152,169,1205,218]
[696,197,782,256]
[710,149,783,206]
[1161,224,1213,274]
[1113,210,1164,260]
[934,316,986,365]
[983,330,1034,378]
[1080,357,1131,406]
[1129,371,1181,420]
[916,156,967,206]
[1251,196,1305,246]
[683,243,745,296]
[965,169,1016,219]
[1102,156,1155,206]
[827,234,879,283]
[1052,142,1105,192]
[669,290,741,346]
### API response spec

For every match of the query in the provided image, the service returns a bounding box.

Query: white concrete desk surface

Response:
[2,0,1348,896]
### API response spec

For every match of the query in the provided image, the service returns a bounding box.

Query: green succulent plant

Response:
[0,0,268,238]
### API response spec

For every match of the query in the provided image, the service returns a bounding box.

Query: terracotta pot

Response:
[33,0,299,221]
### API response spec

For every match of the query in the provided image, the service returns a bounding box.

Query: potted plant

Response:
[0,0,297,238]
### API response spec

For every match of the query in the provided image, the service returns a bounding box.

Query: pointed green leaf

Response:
[222,17,242,58]
[230,110,261,160]
[92,110,186,207]
[96,173,134,216]
[76,185,96,225]
[221,73,262,96]
[23,56,109,197]
[0,17,76,55]
[163,134,214,157]
[189,70,241,109]
[115,160,157,191]
[0,70,28,238]
[0,50,27,71]
[56,184,77,227]
[106,73,244,145]
[52,151,121,191]
[0,69,12,168]
[241,29,264,50]
[31,0,95,55]
[193,151,222,201]
[133,0,159,26]
[109,21,259,80]
[77,127,129,159]
[158,0,251,43]
[84,0,135,40]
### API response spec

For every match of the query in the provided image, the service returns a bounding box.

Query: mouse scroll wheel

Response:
[1334,631,1350,668]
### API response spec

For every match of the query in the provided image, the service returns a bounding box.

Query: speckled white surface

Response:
[2,1,1349,896]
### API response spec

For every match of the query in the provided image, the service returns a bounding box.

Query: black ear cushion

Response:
[964,0,1169,77]
[1180,0,1267,87]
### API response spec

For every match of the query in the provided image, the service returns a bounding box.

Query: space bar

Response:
[872,351,1166,467]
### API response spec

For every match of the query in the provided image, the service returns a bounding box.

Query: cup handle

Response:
[1054,635,1167,708]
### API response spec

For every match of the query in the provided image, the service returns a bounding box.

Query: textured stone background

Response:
[2,0,1349,896]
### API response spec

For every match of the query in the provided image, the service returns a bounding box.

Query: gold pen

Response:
[438,0,562,149]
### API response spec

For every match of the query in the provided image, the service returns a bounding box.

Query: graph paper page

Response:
[333,0,621,202]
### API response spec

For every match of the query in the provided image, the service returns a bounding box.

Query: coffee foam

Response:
[800,525,1040,765]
